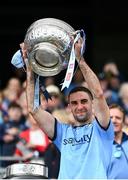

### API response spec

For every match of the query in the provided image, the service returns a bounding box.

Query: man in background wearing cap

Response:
[45,85,64,113]
[23,38,114,179]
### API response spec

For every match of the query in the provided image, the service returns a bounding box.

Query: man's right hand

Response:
[74,38,84,62]
[20,43,32,71]
[20,42,27,59]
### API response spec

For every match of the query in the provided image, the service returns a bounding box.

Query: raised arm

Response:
[75,39,110,128]
[21,43,55,139]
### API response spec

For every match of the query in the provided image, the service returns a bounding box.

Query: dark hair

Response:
[109,103,125,122]
[8,102,22,110]
[68,86,93,100]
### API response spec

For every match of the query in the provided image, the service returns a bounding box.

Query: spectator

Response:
[97,72,119,105]
[118,82,128,115]
[0,102,27,167]
[7,102,27,131]
[44,77,56,87]
[118,82,128,135]
[0,90,4,124]
[108,104,128,179]
[103,60,124,93]
[45,84,64,113]
[15,114,50,160]
[1,77,22,112]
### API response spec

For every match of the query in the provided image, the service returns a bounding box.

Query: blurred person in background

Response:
[97,72,119,105]
[108,104,128,179]
[15,114,51,160]
[118,82,128,134]
[1,77,22,112]
[103,60,119,77]
[118,82,128,115]
[102,60,124,93]
[45,84,64,113]
[17,89,29,125]
[5,77,22,95]
[7,102,27,131]
[44,77,56,87]
[0,102,26,144]
[0,90,4,124]
[0,102,25,167]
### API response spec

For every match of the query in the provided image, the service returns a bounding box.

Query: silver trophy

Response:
[3,162,48,179]
[24,18,75,76]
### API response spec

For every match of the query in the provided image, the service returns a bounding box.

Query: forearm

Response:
[32,106,55,138]
[79,57,110,127]
[26,64,35,113]
[79,57,103,98]
[26,67,55,138]
[75,39,109,127]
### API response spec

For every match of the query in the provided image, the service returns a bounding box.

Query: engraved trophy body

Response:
[3,162,48,179]
[24,18,75,76]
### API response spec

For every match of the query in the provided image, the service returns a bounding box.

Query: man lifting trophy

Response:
[10,18,114,179]
[10,18,85,178]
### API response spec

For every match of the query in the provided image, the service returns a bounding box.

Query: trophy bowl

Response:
[24,18,75,76]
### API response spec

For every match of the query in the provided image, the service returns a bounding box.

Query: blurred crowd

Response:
[0,59,128,178]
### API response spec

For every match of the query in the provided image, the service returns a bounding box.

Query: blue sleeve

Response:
[93,118,114,141]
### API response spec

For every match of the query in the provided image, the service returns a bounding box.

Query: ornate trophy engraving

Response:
[24,18,75,76]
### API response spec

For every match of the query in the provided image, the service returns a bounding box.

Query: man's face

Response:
[8,107,22,121]
[110,108,124,133]
[68,91,92,123]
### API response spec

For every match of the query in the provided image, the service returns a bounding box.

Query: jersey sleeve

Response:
[93,118,114,141]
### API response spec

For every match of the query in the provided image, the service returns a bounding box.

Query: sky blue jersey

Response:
[108,132,128,179]
[53,118,114,179]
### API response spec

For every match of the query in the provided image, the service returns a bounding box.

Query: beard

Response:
[73,112,90,123]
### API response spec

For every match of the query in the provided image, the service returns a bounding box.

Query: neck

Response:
[74,117,93,127]
[114,131,123,144]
